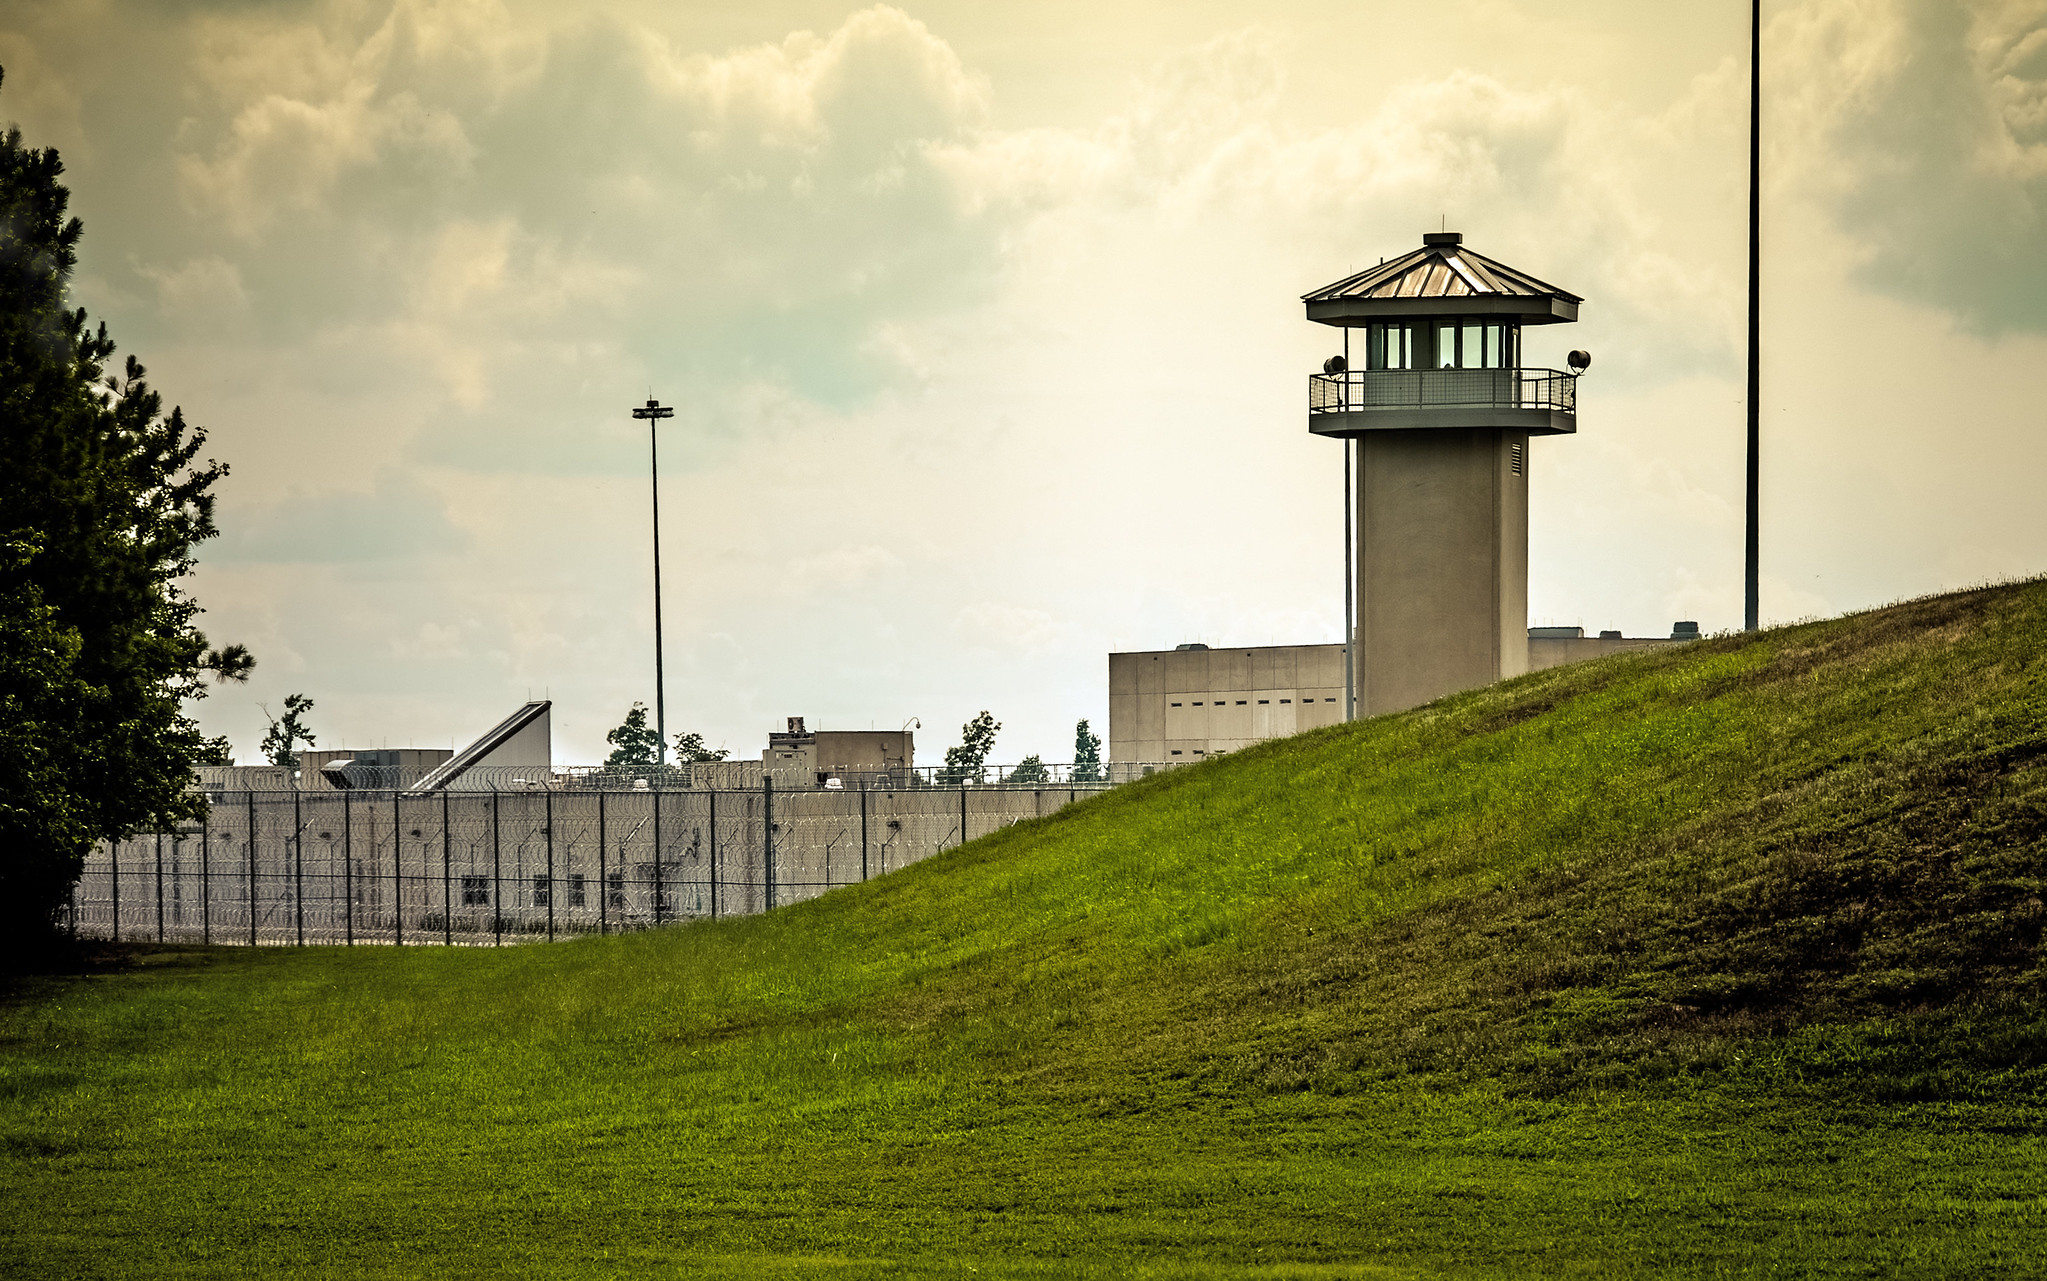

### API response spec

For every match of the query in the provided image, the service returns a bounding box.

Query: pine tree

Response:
[1006,753,1049,784]
[1072,718,1103,782]
[0,69,247,951]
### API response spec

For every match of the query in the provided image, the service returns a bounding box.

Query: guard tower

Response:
[1304,231,1583,716]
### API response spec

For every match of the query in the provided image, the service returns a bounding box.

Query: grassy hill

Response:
[7,581,2047,1278]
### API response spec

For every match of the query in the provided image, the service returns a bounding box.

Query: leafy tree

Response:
[604,703,662,767]
[1006,753,1049,784]
[0,70,245,950]
[259,694,316,769]
[1073,718,1104,782]
[672,731,729,763]
[939,710,999,786]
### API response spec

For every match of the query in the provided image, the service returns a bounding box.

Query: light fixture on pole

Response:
[632,397,676,765]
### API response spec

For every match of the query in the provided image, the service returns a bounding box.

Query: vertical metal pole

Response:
[155,831,165,942]
[343,790,354,946]
[646,414,670,764]
[492,791,502,947]
[960,784,968,849]
[709,788,719,920]
[110,837,119,942]
[393,791,404,948]
[860,784,869,882]
[247,791,259,946]
[293,788,305,946]
[1745,0,1762,633]
[763,777,775,910]
[597,790,608,936]
[1344,435,1356,721]
[653,787,665,925]
[201,816,211,945]
[441,791,452,947]
[545,792,556,942]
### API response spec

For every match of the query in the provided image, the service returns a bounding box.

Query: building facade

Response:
[1108,643,1345,763]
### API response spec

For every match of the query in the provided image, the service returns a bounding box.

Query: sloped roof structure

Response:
[1303,233,1581,326]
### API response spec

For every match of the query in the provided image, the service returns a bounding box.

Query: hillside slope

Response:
[7,582,2047,1278]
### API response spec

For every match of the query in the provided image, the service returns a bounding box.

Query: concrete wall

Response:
[1356,428,1528,715]
[1108,644,1346,763]
[73,780,1114,945]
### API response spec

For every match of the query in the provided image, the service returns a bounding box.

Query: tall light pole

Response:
[633,398,675,765]
[1745,0,1762,631]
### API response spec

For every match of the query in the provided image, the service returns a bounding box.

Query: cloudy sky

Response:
[4,0,2044,765]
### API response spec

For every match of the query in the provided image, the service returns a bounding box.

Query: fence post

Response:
[653,787,664,926]
[545,791,556,942]
[293,788,305,946]
[860,784,869,882]
[247,791,259,947]
[343,789,354,947]
[492,791,502,947]
[393,791,404,948]
[155,831,165,942]
[709,788,719,920]
[442,791,453,948]
[764,776,776,911]
[110,837,119,943]
[201,815,211,945]
[597,790,608,937]
[960,784,969,850]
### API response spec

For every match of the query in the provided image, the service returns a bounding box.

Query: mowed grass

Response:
[8,583,2047,1278]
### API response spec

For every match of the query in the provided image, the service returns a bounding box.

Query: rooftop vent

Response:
[1599,630,1622,640]
[1423,231,1463,247]
[1174,643,1210,652]
[787,716,806,734]
[1671,621,1701,640]
[1528,626,1584,639]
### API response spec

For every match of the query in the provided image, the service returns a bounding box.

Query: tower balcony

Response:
[1307,367,1577,437]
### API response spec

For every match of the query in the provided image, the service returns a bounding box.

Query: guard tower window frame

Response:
[1367,322,1413,370]
[1434,319,1516,369]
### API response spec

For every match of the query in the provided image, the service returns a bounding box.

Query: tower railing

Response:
[1308,367,1576,416]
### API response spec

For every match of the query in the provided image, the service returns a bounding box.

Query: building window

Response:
[532,875,551,907]
[607,871,626,909]
[1193,701,1202,706]
[461,876,489,907]
[1171,702,1182,707]
[1236,700,1247,705]
[1281,699,1291,704]
[1171,750,1183,756]
[1258,700,1269,705]
[1326,698,1336,703]
[568,874,587,908]
[1370,322,1413,370]
[1511,443,1523,475]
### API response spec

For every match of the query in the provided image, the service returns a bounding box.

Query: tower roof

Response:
[1302,232,1581,326]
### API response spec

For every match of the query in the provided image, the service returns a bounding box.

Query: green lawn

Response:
[8,582,2047,1277]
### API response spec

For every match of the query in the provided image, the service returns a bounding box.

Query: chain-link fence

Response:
[67,777,1134,946]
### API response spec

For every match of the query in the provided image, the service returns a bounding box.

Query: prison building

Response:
[761,716,915,788]
[1107,643,1346,764]
[1527,621,1700,671]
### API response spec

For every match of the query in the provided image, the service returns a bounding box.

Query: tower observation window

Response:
[1435,319,1513,368]
[1368,323,1412,370]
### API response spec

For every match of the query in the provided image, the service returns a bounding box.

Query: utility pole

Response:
[1745,0,1762,632]
[633,398,676,764]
